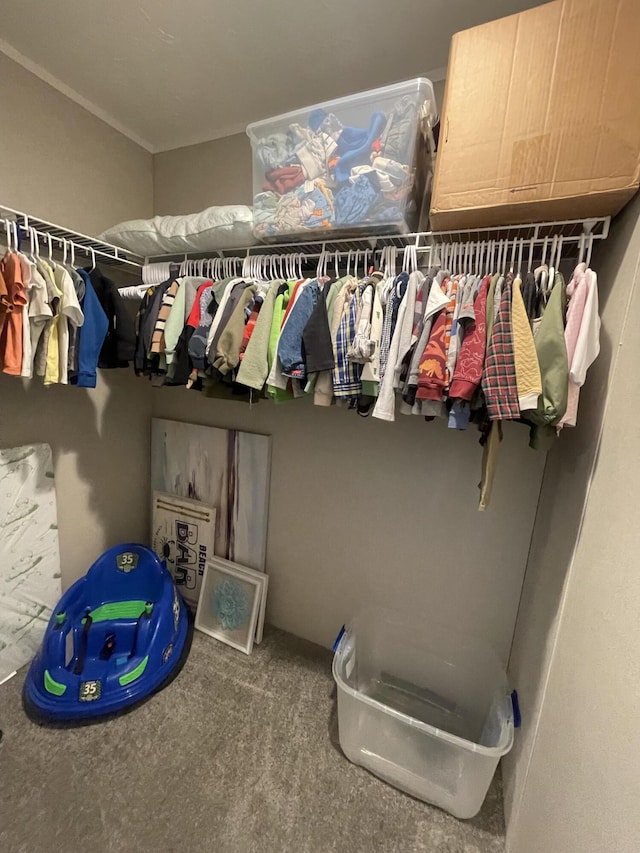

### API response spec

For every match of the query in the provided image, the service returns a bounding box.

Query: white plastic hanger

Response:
[527,236,535,273]
[517,238,524,277]
[316,244,326,280]
[578,233,586,264]
[555,235,563,271]
[585,233,594,268]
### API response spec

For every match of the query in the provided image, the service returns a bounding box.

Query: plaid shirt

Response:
[332,280,362,399]
[482,272,520,419]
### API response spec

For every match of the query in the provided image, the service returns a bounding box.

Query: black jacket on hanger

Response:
[87,267,136,368]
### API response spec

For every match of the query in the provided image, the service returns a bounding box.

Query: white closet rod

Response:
[132,220,606,295]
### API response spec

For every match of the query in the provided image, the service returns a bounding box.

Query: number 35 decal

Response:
[79,680,101,702]
[116,552,139,572]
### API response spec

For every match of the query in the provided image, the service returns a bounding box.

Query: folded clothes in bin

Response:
[248,79,438,240]
[332,609,514,819]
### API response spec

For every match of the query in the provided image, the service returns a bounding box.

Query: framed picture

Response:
[210,556,269,644]
[151,491,216,611]
[195,558,262,655]
[151,419,271,573]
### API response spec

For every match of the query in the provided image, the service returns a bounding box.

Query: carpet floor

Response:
[0,627,505,853]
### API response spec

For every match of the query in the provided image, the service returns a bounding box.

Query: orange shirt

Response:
[0,266,11,338]
[0,252,26,375]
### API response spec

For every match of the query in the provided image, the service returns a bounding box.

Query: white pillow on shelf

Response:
[98,205,255,256]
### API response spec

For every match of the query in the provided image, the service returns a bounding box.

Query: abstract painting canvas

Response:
[151,491,217,610]
[0,444,61,683]
[151,420,271,577]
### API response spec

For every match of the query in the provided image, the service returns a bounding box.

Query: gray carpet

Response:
[0,628,505,853]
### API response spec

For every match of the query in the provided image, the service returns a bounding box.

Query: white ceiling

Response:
[0,0,544,153]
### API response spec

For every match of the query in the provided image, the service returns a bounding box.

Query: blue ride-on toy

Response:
[23,543,190,722]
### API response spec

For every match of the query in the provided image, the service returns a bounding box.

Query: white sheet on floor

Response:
[0,443,61,683]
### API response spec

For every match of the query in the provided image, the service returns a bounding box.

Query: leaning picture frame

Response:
[195,558,262,655]
[150,491,217,612]
[208,556,269,644]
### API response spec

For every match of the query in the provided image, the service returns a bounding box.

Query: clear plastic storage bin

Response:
[332,610,514,819]
[247,79,437,241]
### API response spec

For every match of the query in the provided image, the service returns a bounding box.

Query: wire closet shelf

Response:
[0,203,610,280]
[0,204,145,271]
[137,216,610,289]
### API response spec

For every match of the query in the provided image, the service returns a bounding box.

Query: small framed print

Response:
[195,559,262,655]
[209,557,269,644]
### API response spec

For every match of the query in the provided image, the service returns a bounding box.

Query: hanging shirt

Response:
[378,272,408,384]
[511,275,542,411]
[266,281,297,403]
[88,267,136,368]
[331,278,362,401]
[164,276,208,368]
[359,275,386,394]
[0,252,27,376]
[401,271,449,411]
[32,258,58,377]
[168,281,213,386]
[211,284,258,378]
[296,278,332,378]
[278,280,320,379]
[482,272,520,420]
[54,263,84,384]
[188,283,216,370]
[25,258,52,378]
[445,274,468,386]
[150,278,180,354]
[71,271,109,388]
[0,266,10,339]
[65,265,86,380]
[236,282,279,392]
[415,275,459,405]
[42,260,63,385]
[18,255,34,378]
[449,274,491,402]
[238,292,264,361]
[522,271,569,450]
[558,263,600,428]
[373,269,423,422]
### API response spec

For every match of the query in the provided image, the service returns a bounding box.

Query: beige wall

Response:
[0,53,154,587]
[0,52,153,235]
[152,392,545,655]
[154,133,252,214]
[152,133,549,656]
[505,195,640,852]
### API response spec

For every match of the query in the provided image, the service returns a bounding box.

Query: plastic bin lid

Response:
[247,77,437,139]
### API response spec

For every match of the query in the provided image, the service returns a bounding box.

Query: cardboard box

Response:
[430,0,640,231]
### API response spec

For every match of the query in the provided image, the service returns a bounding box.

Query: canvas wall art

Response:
[0,443,61,683]
[151,491,217,610]
[150,419,271,577]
